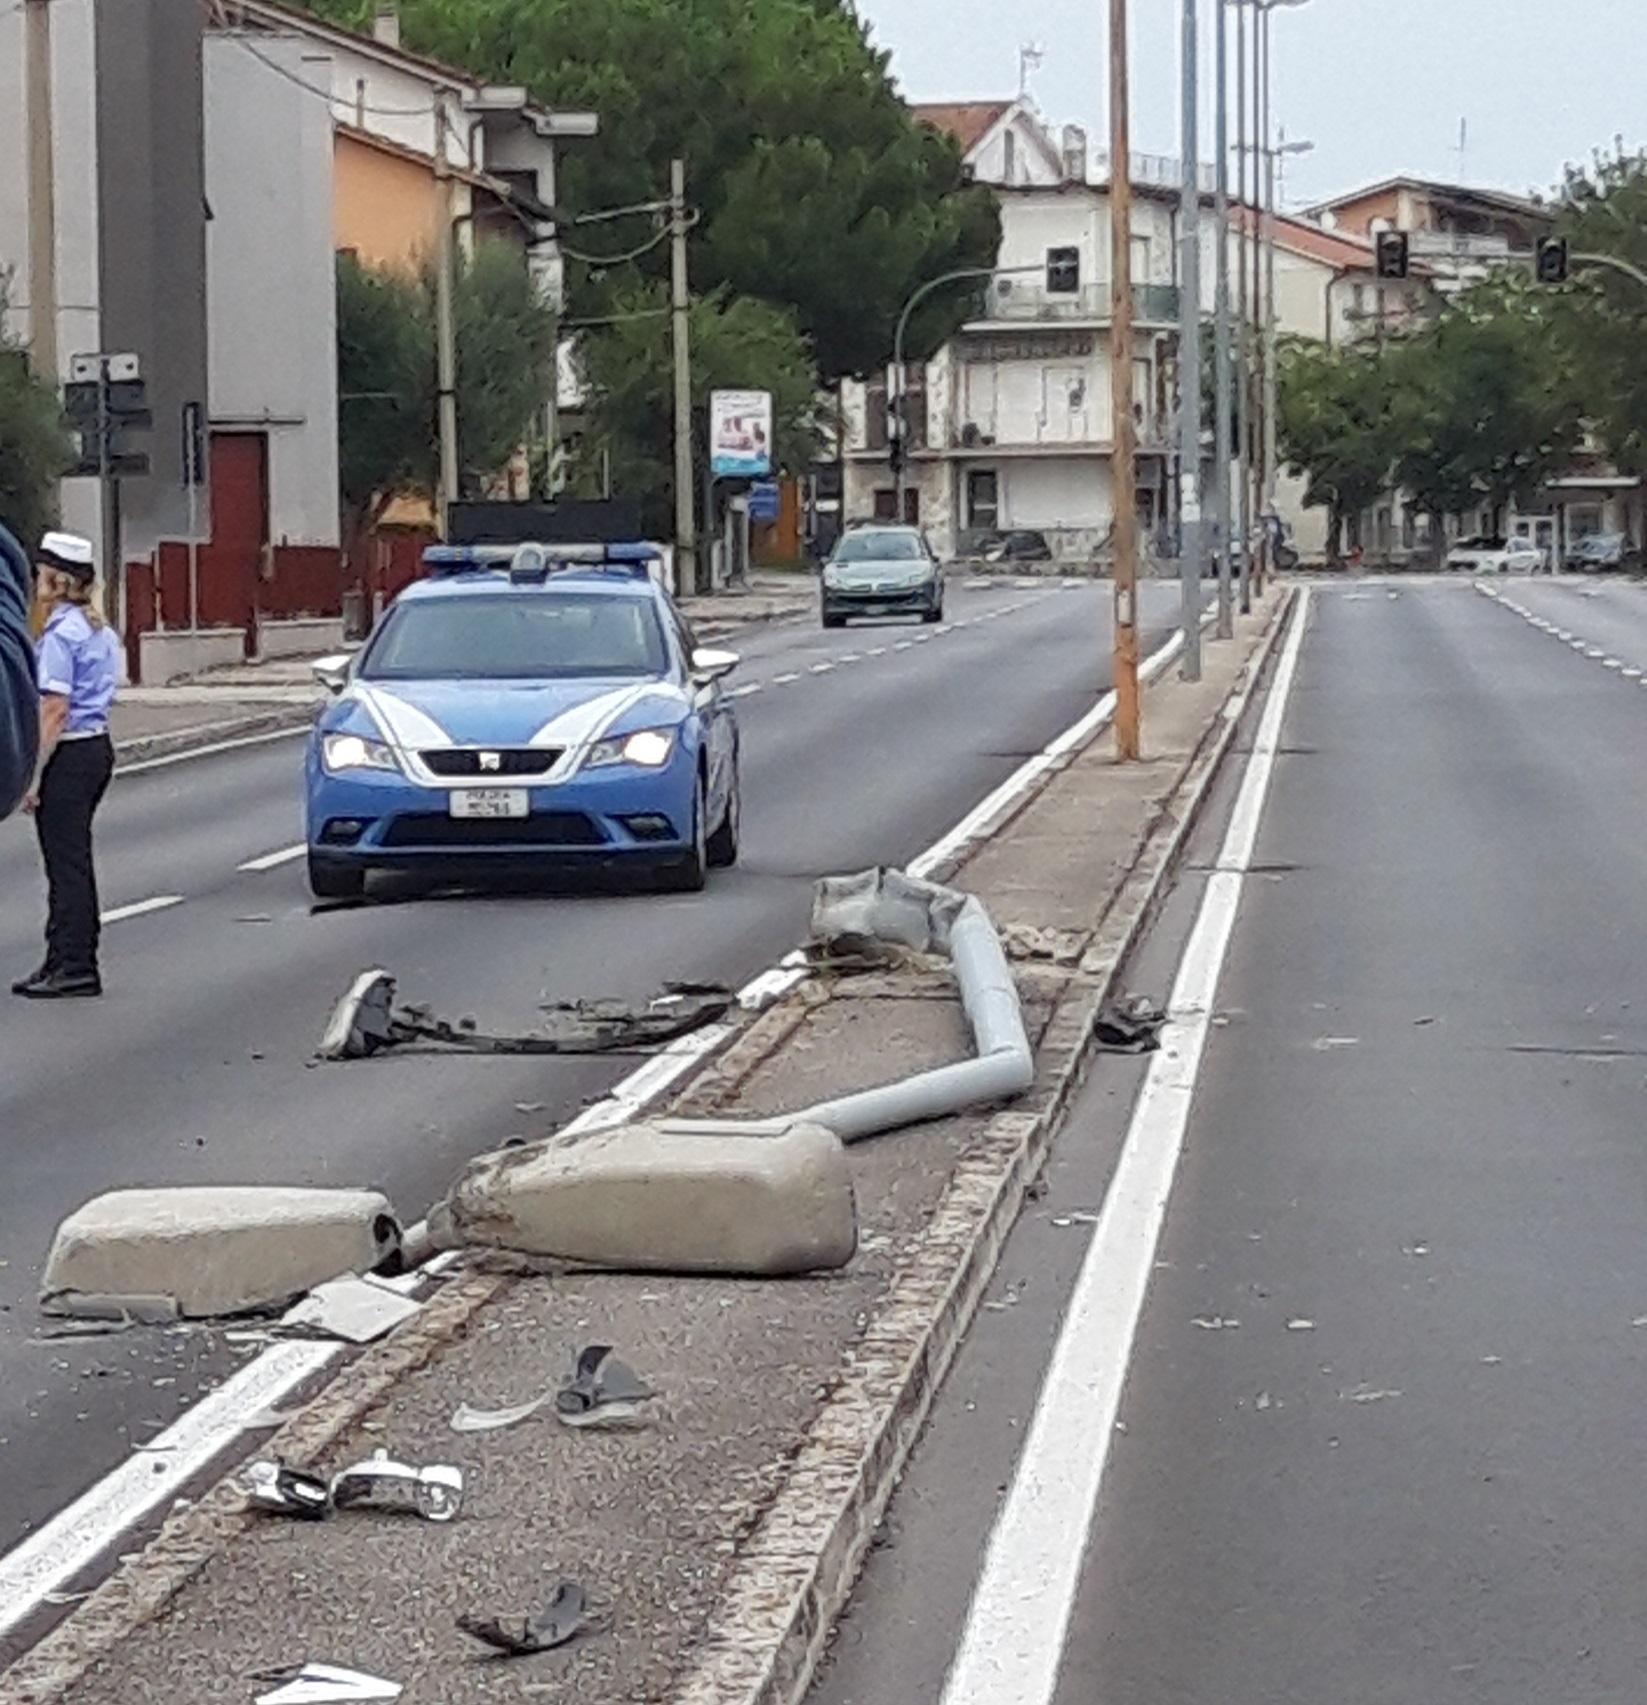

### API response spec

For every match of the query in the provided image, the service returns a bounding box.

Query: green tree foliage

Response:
[295,0,1000,379]
[334,243,556,540]
[1275,337,1402,557]
[574,283,819,534]
[0,283,73,550]
[1553,148,1647,474]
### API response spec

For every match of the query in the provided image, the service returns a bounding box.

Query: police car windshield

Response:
[361,592,668,681]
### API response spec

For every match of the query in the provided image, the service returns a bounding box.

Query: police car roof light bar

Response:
[422,541,662,581]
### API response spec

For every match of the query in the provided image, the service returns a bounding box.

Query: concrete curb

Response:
[114,703,317,769]
[668,588,1298,1705]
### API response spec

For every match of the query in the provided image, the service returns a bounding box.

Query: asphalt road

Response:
[0,577,1186,1565]
[810,577,1647,1705]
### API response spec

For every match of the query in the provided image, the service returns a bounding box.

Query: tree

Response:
[1275,337,1403,557]
[334,242,557,545]
[1553,148,1647,475]
[293,0,1000,378]
[0,281,73,551]
[575,283,819,534]
[1393,278,1584,529]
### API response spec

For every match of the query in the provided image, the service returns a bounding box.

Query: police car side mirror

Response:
[312,654,352,695]
[690,647,739,684]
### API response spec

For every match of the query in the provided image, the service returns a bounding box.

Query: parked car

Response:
[979,530,1053,564]
[305,542,741,898]
[1445,536,1545,574]
[1567,533,1640,573]
[820,526,944,627]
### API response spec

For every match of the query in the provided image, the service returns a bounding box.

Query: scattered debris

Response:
[1000,923,1088,966]
[1340,1385,1401,1403]
[452,1392,553,1434]
[1480,1355,1503,1365]
[319,969,734,1061]
[556,1344,656,1428]
[1050,1211,1101,1229]
[251,1663,402,1703]
[245,1462,331,1521]
[457,1582,589,1658]
[1414,1015,1437,1027]
[329,1449,464,1522]
[1403,1241,1431,1258]
[1093,997,1167,1055]
[280,1275,422,1345]
[1192,1315,1240,1331]
[1311,1036,1360,1051]
[1287,1318,1316,1332]
[1255,1391,1273,1411]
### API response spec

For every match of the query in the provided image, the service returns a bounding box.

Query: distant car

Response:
[820,526,943,627]
[980,530,1053,564]
[304,542,741,898]
[1568,532,1640,573]
[1445,536,1544,574]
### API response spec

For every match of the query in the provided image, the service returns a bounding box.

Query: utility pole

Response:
[1261,11,1279,595]
[1234,0,1252,614]
[1253,5,1269,595]
[25,0,59,381]
[433,95,460,520]
[1176,0,1203,681]
[1212,0,1233,640]
[670,158,696,596]
[1110,0,1140,761]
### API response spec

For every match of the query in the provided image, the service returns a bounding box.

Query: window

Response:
[1047,247,1081,294]
[903,489,921,526]
[872,488,898,521]
[1004,129,1019,184]
[967,470,1000,531]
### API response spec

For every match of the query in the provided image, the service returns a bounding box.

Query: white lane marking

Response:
[1585,647,1606,658]
[1604,658,1623,670]
[894,640,915,652]
[935,625,954,635]
[772,672,801,685]
[238,843,306,873]
[809,662,834,675]
[914,634,934,644]
[939,589,1311,1705]
[100,894,184,925]
[1625,668,1643,680]
[730,683,763,698]
[866,646,888,657]
[1557,629,1574,640]
[117,725,309,777]
[0,617,1205,1639]
[837,653,862,664]
[0,1342,338,1642]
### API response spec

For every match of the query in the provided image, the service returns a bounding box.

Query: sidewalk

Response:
[109,572,818,767]
[2,594,1287,1705]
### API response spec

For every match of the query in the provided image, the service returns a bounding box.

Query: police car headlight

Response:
[586,728,676,769]
[322,732,400,774]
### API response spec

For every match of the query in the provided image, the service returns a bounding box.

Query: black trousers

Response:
[35,735,114,976]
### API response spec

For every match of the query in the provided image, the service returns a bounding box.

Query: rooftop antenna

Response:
[1457,116,1468,183]
[1019,41,1045,99]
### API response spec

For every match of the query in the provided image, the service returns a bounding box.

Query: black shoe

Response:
[10,963,51,996]
[13,968,102,999]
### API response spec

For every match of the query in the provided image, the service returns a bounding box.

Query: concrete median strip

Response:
[40,1188,402,1322]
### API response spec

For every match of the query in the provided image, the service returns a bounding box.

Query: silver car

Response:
[820,526,944,628]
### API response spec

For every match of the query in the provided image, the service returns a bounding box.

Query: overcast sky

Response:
[859,0,1644,208]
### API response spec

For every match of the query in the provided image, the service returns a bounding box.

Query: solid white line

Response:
[0,1342,338,1641]
[939,588,1311,1705]
[100,895,184,925]
[116,724,310,777]
[238,843,306,873]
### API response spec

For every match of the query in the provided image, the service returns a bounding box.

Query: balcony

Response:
[973,279,1181,327]
[1409,231,1521,261]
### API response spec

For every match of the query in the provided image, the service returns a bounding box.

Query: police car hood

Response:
[332,676,690,752]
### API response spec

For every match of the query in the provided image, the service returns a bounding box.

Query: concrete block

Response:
[429,1118,857,1275]
[41,1187,402,1319]
[258,616,347,660]
[138,627,245,685]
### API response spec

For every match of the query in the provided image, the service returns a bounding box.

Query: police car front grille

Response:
[420,748,560,777]
[381,811,604,849]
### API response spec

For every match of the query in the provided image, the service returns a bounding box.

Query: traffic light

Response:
[1537,237,1570,285]
[1375,231,1410,281]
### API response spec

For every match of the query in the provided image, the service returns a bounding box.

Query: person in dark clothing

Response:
[0,520,38,821]
[13,532,121,1000]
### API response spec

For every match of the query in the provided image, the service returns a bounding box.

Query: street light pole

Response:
[1212,0,1233,640]
[1235,0,1252,614]
[1176,0,1203,682]
[1110,0,1141,759]
[24,0,59,382]
[1254,1,1270,596]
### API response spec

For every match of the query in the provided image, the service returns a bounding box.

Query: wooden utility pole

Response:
[1110,0,1140,761]
[670,159,696,596]
[25,0,59,381]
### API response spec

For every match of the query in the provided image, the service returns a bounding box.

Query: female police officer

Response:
[12,532,121,1000]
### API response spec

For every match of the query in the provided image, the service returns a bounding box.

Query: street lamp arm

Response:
[891,264,1045,373]
[1572,252,1647,292]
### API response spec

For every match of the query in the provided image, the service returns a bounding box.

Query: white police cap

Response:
[38,531,97,583]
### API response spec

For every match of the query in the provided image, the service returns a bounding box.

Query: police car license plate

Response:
[448,788,530,820]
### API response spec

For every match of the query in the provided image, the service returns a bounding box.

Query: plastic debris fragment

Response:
[244,1461,331,1521]
[328,1449,464,1522]
[457,1582,588,1657]
[251,1662,402,1703]
[555,1344,656,1428]
[1093,997,1167,1054]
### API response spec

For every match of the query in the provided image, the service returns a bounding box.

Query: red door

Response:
[206,431,268,638]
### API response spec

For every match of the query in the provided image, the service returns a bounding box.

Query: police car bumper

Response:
[305,750,701,873]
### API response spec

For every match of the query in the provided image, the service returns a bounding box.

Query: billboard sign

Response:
[709,389,773,478]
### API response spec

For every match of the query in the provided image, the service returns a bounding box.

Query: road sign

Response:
[748,480,781,523]
[709,390,772,478]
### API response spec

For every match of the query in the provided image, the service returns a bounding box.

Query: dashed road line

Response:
[772,671,801,685]
[729,683,762,698]
[810,661,835,674]
[238,843,306,872]
[894,641,914,652]
[866,646,888,656]
[101,894,186,924]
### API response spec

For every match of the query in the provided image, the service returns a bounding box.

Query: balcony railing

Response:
[947,410,1173,453]
[977,280,1182,326]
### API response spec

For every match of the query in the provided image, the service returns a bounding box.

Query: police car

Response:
[304,542,741,897]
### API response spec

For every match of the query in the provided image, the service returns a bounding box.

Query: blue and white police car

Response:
[304,543,741,897]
